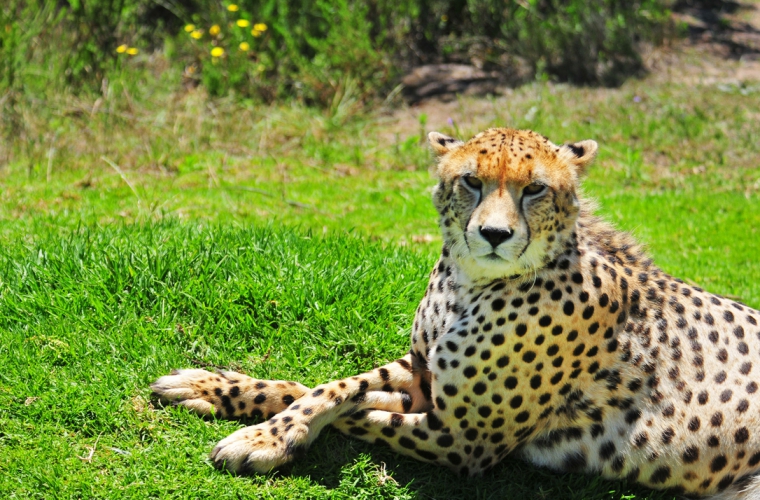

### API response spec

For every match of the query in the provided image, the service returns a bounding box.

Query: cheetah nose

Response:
[479,226,514,248]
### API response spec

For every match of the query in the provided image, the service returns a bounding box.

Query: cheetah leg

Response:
[331,409,488,473]
[210,353,428,473]
[151,369,309,420]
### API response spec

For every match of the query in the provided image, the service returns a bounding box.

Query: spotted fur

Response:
[152,128,760,499]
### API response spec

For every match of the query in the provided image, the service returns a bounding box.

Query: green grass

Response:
[2,224,680,499]
[2,56,760,499]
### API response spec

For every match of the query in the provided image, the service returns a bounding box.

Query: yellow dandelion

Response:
[251,29,262,37]
[236,19,250,28]
[239,42,250,51]
[210,47,225,57]
[209,24,221,36]
[227,4,238,11]
[184,24,195,32]
[116,44,128,53]
[253,23,267,31]
[190,29,203,39]
[126,47,139,55]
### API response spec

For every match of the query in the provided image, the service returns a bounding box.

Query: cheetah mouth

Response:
[483,252,504,261]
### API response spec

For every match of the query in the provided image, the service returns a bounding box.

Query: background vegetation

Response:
[2,0,671,105]
[3,0,760,498]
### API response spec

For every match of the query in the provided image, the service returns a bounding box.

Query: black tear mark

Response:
[568,144,585,158]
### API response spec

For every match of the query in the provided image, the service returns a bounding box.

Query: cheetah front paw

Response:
[210,420,311,473]
[151,369,308,419]
[151,369,230,416]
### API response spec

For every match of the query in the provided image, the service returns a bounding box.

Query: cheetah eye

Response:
[523,183,546,196]
[462,175,483,190]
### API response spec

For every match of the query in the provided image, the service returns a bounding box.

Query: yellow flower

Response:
[251,29,262,37]
[184,24,195,32]
[253,23,267,31]
[116,44,128,53]
[190,29,203,39]
[236,19,250,28]
[209,24,221,36]
[227,4,238,11]
[210,47,225,57]
[126,47,139,55]
[239,42,250,51]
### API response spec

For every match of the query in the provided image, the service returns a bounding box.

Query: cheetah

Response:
[152,128,760,499]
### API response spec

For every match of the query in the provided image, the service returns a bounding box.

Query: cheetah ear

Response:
[428,132,464,157]
[562,140,598,174]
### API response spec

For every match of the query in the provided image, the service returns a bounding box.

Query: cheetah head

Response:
[428,128,597,282]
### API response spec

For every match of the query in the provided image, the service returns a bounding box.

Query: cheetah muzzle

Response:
[151,128,760,499]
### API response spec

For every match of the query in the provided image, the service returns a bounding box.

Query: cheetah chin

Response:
[152,128,760,500]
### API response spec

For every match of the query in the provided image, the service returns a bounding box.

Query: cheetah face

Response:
[429,128,598,282]
[447,169,544,271]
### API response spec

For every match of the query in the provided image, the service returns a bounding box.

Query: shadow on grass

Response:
[281,427,676,500]
[673,0,760,59]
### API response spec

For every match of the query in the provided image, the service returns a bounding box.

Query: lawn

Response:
[2,51,760,499]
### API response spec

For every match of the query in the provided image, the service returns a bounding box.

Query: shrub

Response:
[173,0,390,107]
[494,0,671,86]
[1,0,672,107]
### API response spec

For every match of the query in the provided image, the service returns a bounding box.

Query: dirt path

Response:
[661,0,760,83]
